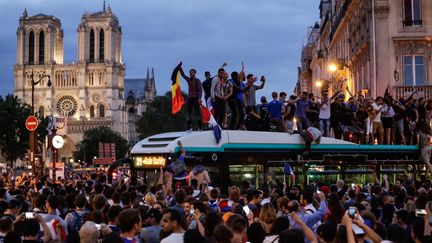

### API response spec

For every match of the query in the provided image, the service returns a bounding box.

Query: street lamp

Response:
[329,64,338,73]
[30,70,51,177]
[315,80,323,88]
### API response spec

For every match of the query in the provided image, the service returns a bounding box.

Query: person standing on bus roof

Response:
[188,161,211,187]
[167,141,188,188]
[179,64,203,131]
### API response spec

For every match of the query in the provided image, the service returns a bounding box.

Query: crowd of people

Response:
[0,160,432,243]
[179,63,432,176]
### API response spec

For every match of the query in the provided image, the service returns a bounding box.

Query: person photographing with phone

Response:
[245,73,266,112]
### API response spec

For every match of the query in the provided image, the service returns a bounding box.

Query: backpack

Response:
[170,160,186,177]
[66,211,84,243]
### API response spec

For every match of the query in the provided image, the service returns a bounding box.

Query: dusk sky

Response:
[0,0,320,99]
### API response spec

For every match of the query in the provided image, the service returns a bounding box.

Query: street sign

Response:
[25,116,39,131]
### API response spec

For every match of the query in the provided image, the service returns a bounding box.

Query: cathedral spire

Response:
[107,4,112,13]
[151,67,154,80]
[103,0,106,12]
[146,66,150,81]
[23,8,28,17]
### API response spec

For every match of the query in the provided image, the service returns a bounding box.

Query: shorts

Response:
[372,121,384,134]
[394,119,404,133]
[381,117,394,128]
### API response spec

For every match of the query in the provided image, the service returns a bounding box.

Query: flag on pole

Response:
[201,102,222,143]
[283,162,295,180]
[171,63,185,114]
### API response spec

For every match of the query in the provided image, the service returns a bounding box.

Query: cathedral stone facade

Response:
[13,7,156,163]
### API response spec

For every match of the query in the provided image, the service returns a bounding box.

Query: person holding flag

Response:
[179,63,203,131]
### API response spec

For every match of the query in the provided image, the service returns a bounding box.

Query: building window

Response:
[403,55,424,86]
[99,104,105,118]
[403,0,422,26]
[90,29,95,63]
[39,31,45,64]
[99,29,104,62]
[90,105,95,118]
[29,31,34,64]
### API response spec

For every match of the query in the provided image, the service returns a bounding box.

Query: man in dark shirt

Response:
[180,65,203,130]
[202,71,212,106]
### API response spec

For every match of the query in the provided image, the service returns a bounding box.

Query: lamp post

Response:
[30,70,51,177]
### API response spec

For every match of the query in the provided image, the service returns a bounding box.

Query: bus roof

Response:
[130,130,419,155]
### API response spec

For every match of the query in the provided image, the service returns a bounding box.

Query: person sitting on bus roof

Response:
[167,141,188,189]
[188,162,211,188]
[300,124,322,158]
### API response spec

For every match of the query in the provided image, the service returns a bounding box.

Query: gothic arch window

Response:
[99,29,105,62]
[29,31,35,64]
[38,106,44,118]
[90,29,95,63]
[403,0,422,26]
[90,105,95,118]
[98,104,105,118]
[39,31,45,64]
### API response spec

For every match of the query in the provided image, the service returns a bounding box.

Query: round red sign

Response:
[25,116,39,131]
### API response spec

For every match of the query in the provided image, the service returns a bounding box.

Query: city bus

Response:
[130,130,424,190]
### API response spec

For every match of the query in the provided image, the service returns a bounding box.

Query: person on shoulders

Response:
[188,162,211,187]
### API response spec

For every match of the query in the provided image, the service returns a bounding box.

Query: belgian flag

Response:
[171,62,185,114]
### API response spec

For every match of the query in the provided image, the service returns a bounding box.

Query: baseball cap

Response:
[146,208,162,222]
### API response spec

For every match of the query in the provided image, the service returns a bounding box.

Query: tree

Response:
[73,126,128,163]
[136,91,188,139]
[0,95,48,167]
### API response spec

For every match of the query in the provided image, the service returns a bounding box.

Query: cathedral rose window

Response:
[56,95,78,117]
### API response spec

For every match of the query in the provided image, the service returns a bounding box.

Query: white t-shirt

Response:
[161,232,184,243]
[319,98,331,119]
[371,103,382,122]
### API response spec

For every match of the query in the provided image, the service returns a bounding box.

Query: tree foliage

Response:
[0,95,48,166]
[136,91,188,139]
[73,126,128,163]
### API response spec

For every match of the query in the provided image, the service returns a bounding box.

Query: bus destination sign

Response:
[133,156,166,168]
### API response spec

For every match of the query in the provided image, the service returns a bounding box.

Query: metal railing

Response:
[394,85,432,99]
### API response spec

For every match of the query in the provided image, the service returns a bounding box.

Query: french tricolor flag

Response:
[201,100,222,144]
[284,162,295,180]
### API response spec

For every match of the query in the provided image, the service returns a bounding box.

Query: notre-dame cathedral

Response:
[13,5,156,163]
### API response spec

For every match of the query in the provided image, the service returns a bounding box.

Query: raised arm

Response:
[353,215,382,243]
[257,76,266,90]
[35,213,52,243]
[341,213,356,243]
[179,64,190,82]
[291,212,318,243]
[330,90,342,100]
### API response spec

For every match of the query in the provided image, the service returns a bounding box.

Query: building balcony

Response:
[402,20,422,27]
[67,118,114,134]
[394,85,432,99]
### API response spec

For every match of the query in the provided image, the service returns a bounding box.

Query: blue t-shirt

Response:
[268,100,283,119]
[235,82,245,101]
[295,98,311,118]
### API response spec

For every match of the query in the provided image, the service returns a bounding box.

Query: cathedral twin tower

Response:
[13,6,153,160]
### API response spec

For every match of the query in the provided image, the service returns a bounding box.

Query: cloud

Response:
[0,0,320,98]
